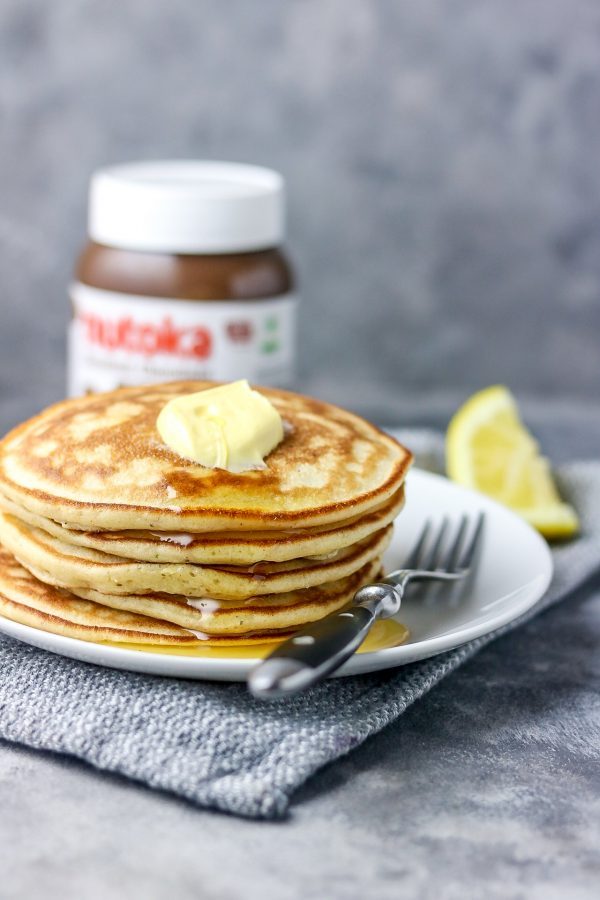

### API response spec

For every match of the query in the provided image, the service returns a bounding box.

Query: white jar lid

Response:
[88,160,285,254]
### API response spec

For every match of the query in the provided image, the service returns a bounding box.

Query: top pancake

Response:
[0,382,411,532]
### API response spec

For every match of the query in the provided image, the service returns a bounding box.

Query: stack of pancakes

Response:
[0,382,412,648]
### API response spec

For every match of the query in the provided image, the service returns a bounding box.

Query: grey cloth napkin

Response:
[0,430,598,820]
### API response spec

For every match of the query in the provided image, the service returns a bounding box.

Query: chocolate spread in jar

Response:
[68,161,297,395]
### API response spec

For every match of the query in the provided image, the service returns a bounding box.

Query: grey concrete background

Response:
[1,0,600,426]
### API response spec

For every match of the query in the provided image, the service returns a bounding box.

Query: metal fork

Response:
[248,513,485,699]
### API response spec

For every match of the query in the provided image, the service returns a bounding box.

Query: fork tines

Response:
[406,512,485,574]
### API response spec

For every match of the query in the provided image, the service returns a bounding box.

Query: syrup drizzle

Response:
[104,618,409,659]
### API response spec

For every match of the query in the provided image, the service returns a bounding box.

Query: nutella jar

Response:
[68,161,296,395]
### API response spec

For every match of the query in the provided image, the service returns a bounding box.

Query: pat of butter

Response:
[156,381,284,473]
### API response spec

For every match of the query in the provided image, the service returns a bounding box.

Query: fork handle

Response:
[247,606,376,699]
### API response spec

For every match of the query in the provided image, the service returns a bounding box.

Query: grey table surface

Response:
[1,399,599,900]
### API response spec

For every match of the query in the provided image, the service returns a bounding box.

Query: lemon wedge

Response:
[446,385,579,539]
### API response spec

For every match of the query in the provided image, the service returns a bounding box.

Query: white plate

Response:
[0,469,553,681]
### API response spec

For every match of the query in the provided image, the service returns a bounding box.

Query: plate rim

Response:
[0,468,554,680]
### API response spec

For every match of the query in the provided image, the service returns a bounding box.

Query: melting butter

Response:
[151,532,195,546]
[156,380,284,473]
[186,597,222,614]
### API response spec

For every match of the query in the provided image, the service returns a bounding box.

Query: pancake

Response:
[0,548,299,646]
[0,486,405,564]
[28,557,384,636]
[0,546,200,645]
[0,382,411,532]
[0,381,412,649]
[0,510,392,600]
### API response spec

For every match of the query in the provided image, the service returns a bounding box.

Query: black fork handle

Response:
[247,605,376,699]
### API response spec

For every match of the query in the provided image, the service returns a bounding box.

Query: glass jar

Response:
[68,160,297,395]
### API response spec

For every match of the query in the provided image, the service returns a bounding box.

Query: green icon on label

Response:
[261,315,280,353]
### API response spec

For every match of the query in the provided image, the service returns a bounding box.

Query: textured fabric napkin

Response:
[0,430,598,820]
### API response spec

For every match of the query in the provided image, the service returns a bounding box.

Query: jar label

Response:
[68,284,297,395]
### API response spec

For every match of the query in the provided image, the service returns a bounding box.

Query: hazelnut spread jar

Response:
[68,161,296,395]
